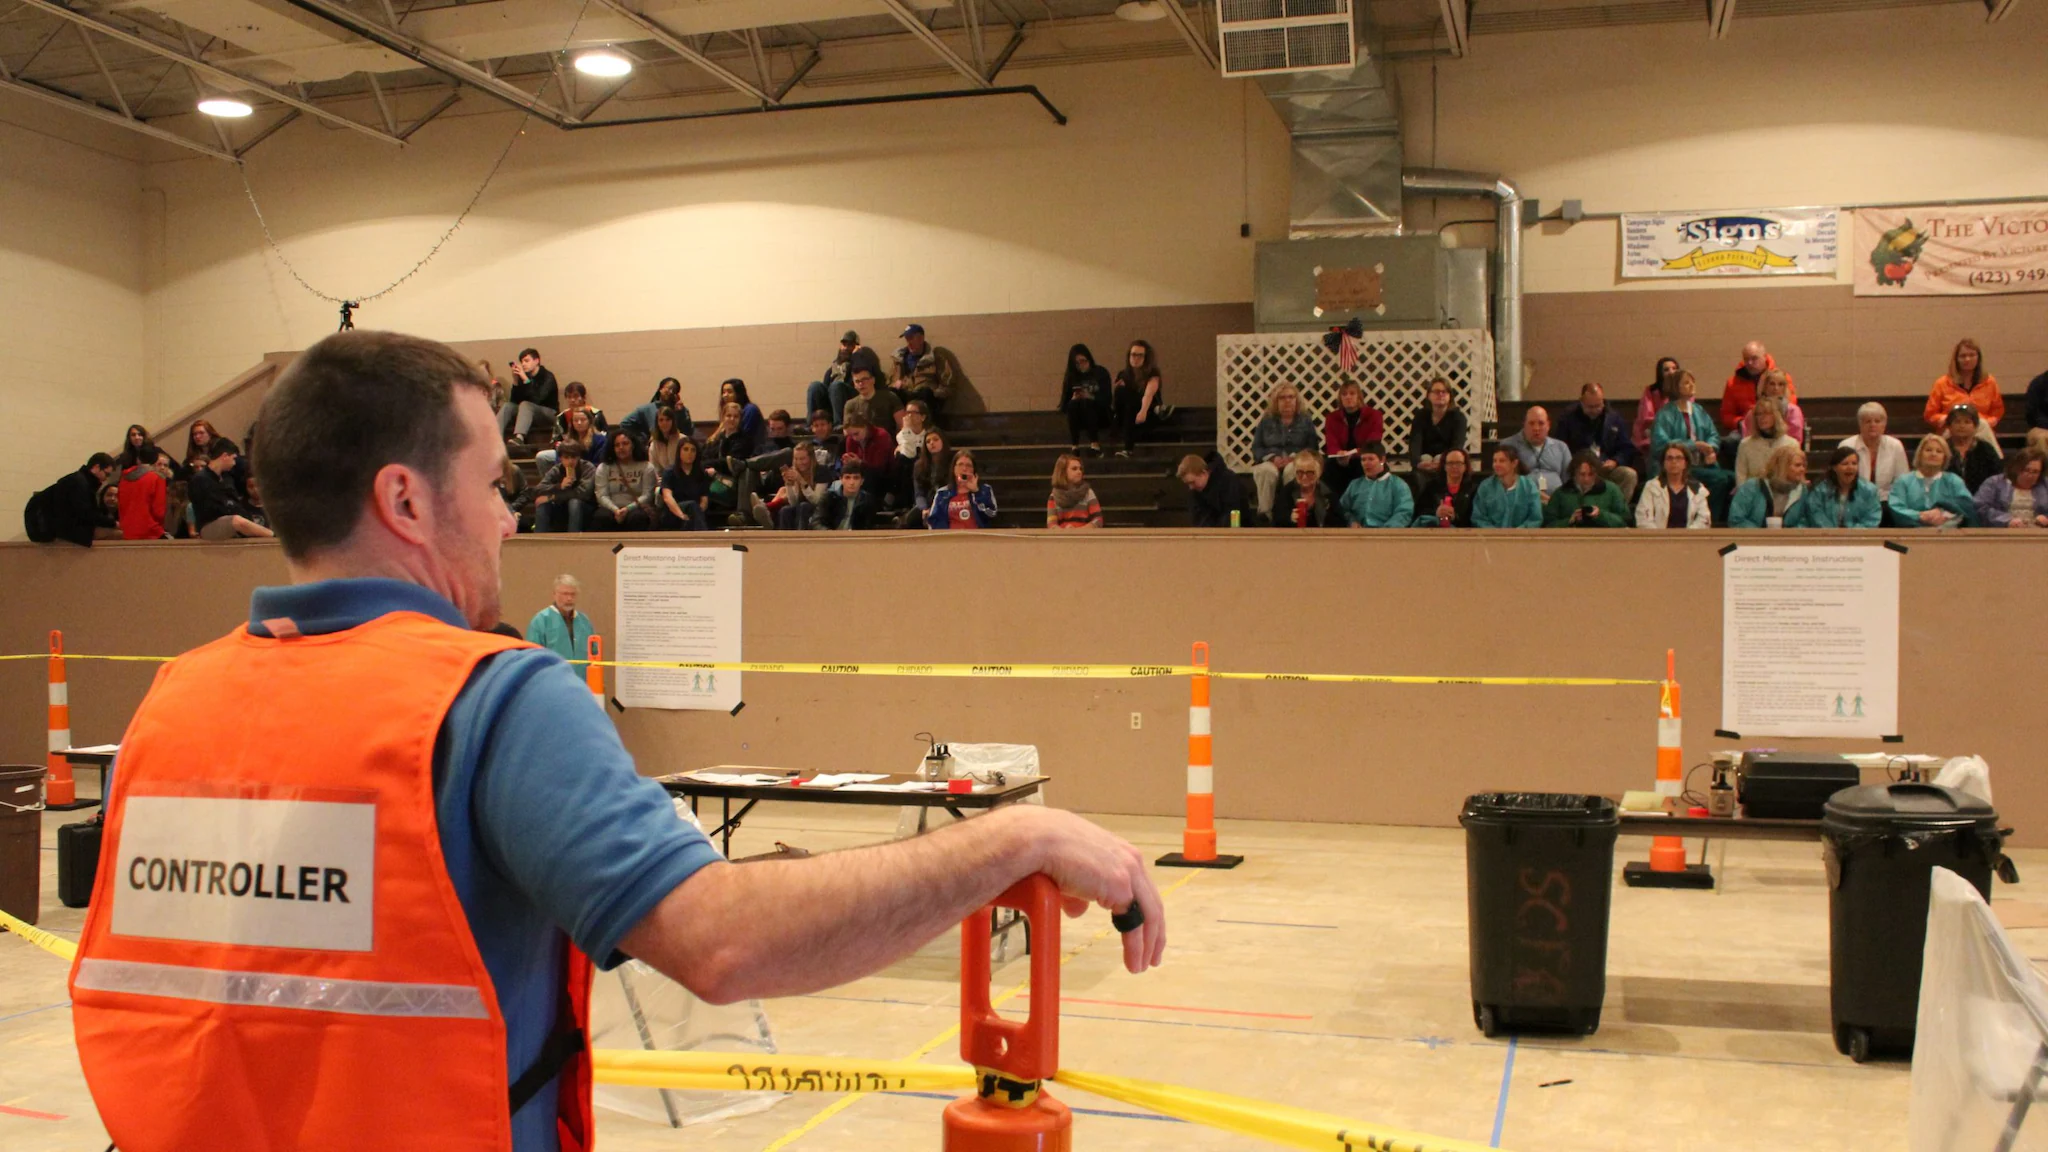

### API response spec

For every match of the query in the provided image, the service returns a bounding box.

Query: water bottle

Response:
[1437,494,1454,526]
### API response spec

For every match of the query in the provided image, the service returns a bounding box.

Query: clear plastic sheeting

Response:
[590,960,783,1128]
[1937,756,1996,806]
[1910,867,2048,1152]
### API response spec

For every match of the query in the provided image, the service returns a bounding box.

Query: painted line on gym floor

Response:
[1216,918,1340,930]
[0,1002,70,1027]
[1489,1037,1517,1149]
[756,869,1204,1152]
[0,1102,66,1121]
[1062,996,1314,1022]
[890,1090,1186,1124]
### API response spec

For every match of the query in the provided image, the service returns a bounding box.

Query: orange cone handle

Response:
[46,630,75,807]
[945,874,1071,1151]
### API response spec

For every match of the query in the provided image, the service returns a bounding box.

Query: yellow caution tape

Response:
[596,660,1198,679]
[591,1049,974,1093]
[0,907,77,962]
[1053,1067,1505,1152]
[0,653,176,663]
[1212,672,1659,687]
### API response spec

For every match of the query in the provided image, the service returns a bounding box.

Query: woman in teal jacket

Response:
[1886,435,1974,528]
[1790,445,1882,528]
[1648,371,1719,461]
[1728,442,1807,529]
[1337,441,1414,528]
[1472,445,1543,528]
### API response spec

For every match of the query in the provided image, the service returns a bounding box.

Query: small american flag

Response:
[1323,317,1364,374]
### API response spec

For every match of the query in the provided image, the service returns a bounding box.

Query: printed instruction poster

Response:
[1721,546,1899,738]
[614,546,742,711]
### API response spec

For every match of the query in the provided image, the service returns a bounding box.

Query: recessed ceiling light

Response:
[197,97,253,118]
[573,49,632,78]
[1115,1,1166,20]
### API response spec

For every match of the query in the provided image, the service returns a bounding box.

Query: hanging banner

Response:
[1622,208,1839,279]
[1853,203,2048,295]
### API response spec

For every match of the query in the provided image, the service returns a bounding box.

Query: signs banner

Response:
[1854,203,2048,295]
[1622,208,1839,279]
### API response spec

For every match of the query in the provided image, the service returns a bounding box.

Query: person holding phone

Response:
[498,348,559,445]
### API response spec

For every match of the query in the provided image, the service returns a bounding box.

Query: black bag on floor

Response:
[58,816,102,908]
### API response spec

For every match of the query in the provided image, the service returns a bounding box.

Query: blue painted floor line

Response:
[892,1090,1184,1123]
[1489,1036,1517,1148]
[0,1001,70,1026]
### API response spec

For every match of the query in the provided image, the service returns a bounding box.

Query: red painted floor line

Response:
[0,1103,67,1121]
[1063,996,1313,1021]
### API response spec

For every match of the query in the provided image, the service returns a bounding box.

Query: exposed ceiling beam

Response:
[773,48,818,101]
[399,87,461,139]
[1708,0,1736,38]
[874,0,991,88]
[365,71,397,135]
[1153,0,1218,72]
[13,0,403,145]
[984,24,1023,83]
[1437,0,1469,57]
[1985,0,2017,19]
[73,22,131,116]
[274,0,575,124]
[0,72,237,160]
[235,107,297,157]
[585,0,775,104]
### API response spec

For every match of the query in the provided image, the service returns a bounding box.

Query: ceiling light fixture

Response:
[197,96,254,118]
[1114,1,1166,20]
[573,49,633,78]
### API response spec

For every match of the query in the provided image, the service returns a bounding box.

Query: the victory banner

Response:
[1622,208,1838,279]
[1854,203,2048,295]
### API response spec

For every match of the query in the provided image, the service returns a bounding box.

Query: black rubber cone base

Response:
[1623,861,1714,889]
[1156,852,1244,869]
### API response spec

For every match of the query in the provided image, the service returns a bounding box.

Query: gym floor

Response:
[7,798,2044,1151]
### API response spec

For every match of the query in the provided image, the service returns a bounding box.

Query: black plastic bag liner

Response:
[1461,793,1618,824]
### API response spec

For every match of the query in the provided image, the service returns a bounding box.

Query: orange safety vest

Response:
[69,611,594,1152]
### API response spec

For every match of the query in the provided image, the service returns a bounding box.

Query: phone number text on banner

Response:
[1622,208,1838,279]
[1855,203,2048,295]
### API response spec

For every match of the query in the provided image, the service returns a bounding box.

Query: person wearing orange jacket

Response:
[1720,340,1798,432]
[1925,337,2005,433]
[68,330,1167,1152]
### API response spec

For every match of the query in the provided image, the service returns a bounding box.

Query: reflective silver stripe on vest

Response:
[74,958,488,1019]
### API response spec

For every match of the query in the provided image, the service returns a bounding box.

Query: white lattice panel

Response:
[1215,330,1496,470]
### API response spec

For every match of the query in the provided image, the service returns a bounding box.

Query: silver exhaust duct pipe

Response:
[1401,168,1524,402]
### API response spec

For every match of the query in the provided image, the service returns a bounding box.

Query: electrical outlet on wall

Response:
[1130,713,1142,730]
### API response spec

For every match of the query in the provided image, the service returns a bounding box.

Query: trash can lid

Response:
[1460,793,1618,825]
[1823,783,1995,828]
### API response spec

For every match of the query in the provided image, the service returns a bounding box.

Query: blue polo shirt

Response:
[246,579,719,1151]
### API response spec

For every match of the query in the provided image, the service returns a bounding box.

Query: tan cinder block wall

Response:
[3,533,2041,843]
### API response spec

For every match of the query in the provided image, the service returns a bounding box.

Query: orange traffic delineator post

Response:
[943,874,1071,1152]
[1158,643,1241,869]
[585,635,607,711]
[1624,649,1712,889]
[44,631,88,811]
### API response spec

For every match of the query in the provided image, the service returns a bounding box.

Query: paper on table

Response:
[677,772,792,786]
[64,744,120,755]
[834,782,952,794]
[799,774,891,788]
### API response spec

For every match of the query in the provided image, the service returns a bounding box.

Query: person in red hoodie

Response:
[1321,380,1385,494]
[1721,341,1798,431]
[117,443,171,540]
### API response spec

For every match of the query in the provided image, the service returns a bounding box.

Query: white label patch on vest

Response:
[110,797,376,952]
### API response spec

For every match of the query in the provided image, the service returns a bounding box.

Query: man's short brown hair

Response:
[1175,454,1209,482]
[253,330,489,560]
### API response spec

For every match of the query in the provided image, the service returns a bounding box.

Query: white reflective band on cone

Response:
[1189,707,1211,737]
[49,683,66,706]
[1657,718,1682,747]
[47,730,70,752]
[1655,780,1681,797]
[1188,764,1214,795]
[74,958,488,1019]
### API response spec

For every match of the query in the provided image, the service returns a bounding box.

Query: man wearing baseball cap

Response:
[805,330,884,426]
[892,322,969,424]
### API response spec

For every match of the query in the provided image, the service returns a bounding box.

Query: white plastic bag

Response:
[894,743,1044,840]
[1935,756,1995,806]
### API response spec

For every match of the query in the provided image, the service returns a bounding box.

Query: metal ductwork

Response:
[1401,168,1524,402]
[1255,11,1401,237]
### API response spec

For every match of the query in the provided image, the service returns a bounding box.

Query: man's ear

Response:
[367,462,435,547]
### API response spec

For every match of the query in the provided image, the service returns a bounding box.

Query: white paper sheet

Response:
[63,744,121,755]
[614,547,742,711]
[798,774,891,788]
[1721,546,1900,738]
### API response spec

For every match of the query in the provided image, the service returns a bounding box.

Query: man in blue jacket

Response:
[526,574,596,671]
[1554,383,1639,504]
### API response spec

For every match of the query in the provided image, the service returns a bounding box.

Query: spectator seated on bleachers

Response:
[554,381,609,437]
[1974,447,2048,529]
[544,406,607,476]
[1112,340,1167,458]
[1792,445,1882,529]
[1338,440,1413,529]
[808,330,885,426]
[1250,383,1320,523]
[1498,406,1571,496]
[1276,450,1337,528]
[809,410,844,466]
[1926,338,2003,437]
[526,574,595,667]
[620,377,687,444]
[1414,447,1479,528]
[891,323,968,423]
[1633,357,1682,457]
[1176,451,1247,529]
[849,367,902,437]
[1887,435,1974,529]
[1553,383,1639,504]
[1739,369,1806,446]
[930,450,997,530]
[1544,450,1629,528]
[736,408,799,525]
[191,439,274,540]
[1734,399,1795,487]
[25,452,115,546]
[1944,404,2005,494]
[839,404,896,495]
[819,462,883,530]
[118,444,171,540]
[1057,345,1111,454]
[905,428,952,529]
[2027,367,2048,432]
[892,400,931,510]
[720,378,767,451]
[1635,445,1712,530]
[657,438,713,531]
[646,406,688,475]
[1406,377,1466,494]
[1047,453,1103,530]
[594,433,657,531]
[498,347,559,445]
[1729,442,1809,529]
[1720,341,1796,434]
[1322,380,1385,494]
[757,446,826,530]
[532,441,596,533]
[1840,402,1908,501]
[500,459,534,532]
[703,402,751,521]
[1472,445,1543,529]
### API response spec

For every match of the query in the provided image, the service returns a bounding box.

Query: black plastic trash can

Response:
[1822,783,2006,1064]
[1461,793,1619,1038]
